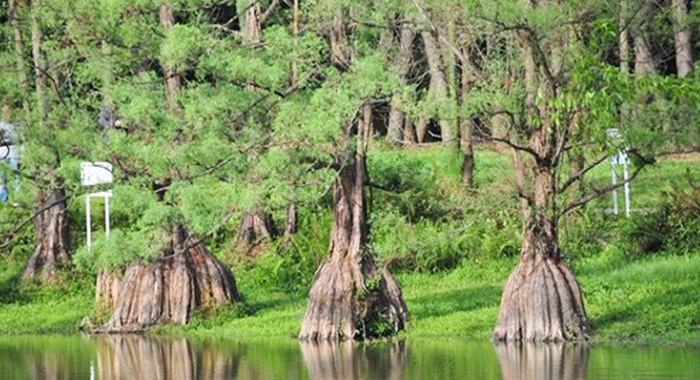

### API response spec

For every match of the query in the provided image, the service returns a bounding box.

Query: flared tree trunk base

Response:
[94,230,239,332]
[23,190,70,284]
[299,260,407,341]
[493,255,591,342]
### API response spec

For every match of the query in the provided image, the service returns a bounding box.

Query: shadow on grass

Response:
[407,285,502,320]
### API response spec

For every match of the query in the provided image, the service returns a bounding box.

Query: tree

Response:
[451,0,666,342]
[264,4,408,340]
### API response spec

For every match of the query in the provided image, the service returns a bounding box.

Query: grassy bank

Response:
[2,250,699,346]
[1,146,699,345]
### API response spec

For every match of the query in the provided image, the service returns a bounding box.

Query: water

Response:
[0,335,698,380]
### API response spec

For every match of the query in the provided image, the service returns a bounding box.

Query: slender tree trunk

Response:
[387,20,414,146]
[329,13,349,71]
[94,226,240,332]
[159,3,181,113]
[241,0,262,45]
[458,45,476,188]
[630,2,656,77]
[672,0,693,78]
[299,113,407,341]
[9,0,31,121]
[421,30,452,143]
[30,0,47,126]
[619,0,631,74]
[23,189,71,283]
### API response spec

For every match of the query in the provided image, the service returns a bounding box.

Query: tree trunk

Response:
[619,0,631,74]
[23,190,71,283]
[94,226,239,332]
[630,2,656,77]
[159,3,181,113]
[329,13,350,71]
[493,210,591,342]
[672,0,693,78]
[421,30,452,143]
[387,20,414,146]
[9,0,31,121]
[299,118,407,341]
[415,116,428,143]
[241,0,262,45]
[30,0,47,126]
[458,46,476,189]
[235,210,276,256]
[495,342,589,380]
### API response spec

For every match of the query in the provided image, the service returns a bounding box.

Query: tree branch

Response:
[558,154,608,194]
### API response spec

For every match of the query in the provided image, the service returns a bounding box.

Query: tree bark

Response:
[329,13,350,72]
[30,0,47,126]
[630,2,656,77]
[619,0,631,74]
[241,0,262,45]
[671,0,693,78]
[299,116,408,341]
[94,226,239,332]
[387,20,414,146]
[9,0,31,121]
[421,30,452,143]
[159,3,181,113]
[23,189,71,283]
[493,212,591,342]
[235,210,277,256]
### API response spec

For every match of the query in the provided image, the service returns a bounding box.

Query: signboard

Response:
[81,162,113,186]
[81,162,114,249]
[606,128,631,217]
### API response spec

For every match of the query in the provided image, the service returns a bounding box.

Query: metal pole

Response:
[105,194,110,237]
[86,196,92,249]
[611,165,618,215]
[623,161,631,217]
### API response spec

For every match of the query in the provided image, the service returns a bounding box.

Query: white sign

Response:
[81,161,114,249]
[606,129,631,217]
[81,162,113,186]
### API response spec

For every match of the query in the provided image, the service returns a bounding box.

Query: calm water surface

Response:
[0,334,698,380]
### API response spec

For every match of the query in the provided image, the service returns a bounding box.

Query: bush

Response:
[620,177,700,256]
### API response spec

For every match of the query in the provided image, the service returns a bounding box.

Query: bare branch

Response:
[560,157,648,215]
[558,154,608,194]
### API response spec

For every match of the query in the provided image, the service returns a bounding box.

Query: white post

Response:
[611,165,618,215]
[623,161,631,217]
[86,196,92,249]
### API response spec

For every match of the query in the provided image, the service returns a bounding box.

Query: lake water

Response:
[0,334,698,380]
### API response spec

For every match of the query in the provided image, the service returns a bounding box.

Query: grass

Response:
[1,145,700,346]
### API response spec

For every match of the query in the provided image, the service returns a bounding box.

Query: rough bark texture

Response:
[619,0,631,74]
[495,342,589,380]
[9,0,31,120]
[300,340,406,380]
[387,20,414,145]
[672,0,693,78]
[23,190,71,283]
[94,335,240,380]
[30,0,47,124]
[421,30,452,143]
[299,125,407,341]
[235,210,277,256]
[159,3,181,113]
[493,215,591,342]
[242,1,262,45]
[329,13,350,71]
[94,226,239,332]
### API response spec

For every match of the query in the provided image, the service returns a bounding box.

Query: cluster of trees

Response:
[1,0,699,341]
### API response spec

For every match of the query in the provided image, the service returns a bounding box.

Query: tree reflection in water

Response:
[300,340,407,380]
[494,342,590,380]
[92,335,240,380]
